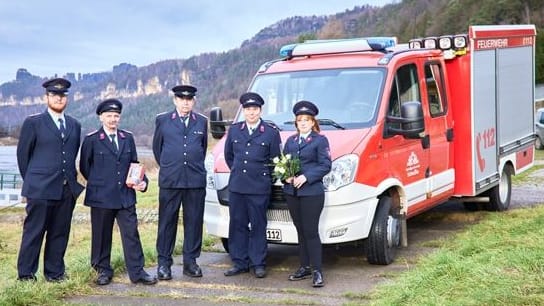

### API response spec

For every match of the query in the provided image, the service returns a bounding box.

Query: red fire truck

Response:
[204,25,537,264]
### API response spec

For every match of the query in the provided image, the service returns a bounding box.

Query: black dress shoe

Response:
[46,274,67,283]
[157,266,172,280]
[183,263,203,277]
[95,273,112,286]
[224,266,249,276]
[17,275,37,282]
[312,270,324,287]
[288,266,312,281]
[254,266,266,278]
[132,273,157,285]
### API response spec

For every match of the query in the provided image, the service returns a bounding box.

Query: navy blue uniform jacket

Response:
[79,128,146,208]
[225,121,281,194]
[282,132,331,196]
[17,112,84,199]
[153,111,208,188]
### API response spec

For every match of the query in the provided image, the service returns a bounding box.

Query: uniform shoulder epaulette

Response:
[119,129,133,135]
[28,112,41,117]
[194,112,208,120]
[86,130,99,136]
[264,121,281,131]
[156,111,168,118]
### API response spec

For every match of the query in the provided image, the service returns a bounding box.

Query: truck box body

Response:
[204,25,537,264]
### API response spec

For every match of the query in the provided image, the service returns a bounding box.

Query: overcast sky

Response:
[0,0,392,84]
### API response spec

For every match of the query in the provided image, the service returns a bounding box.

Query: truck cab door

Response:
[381,63,431,215]
[423,62,455,199]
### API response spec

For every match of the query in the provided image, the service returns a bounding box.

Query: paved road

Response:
[66,169,544,306]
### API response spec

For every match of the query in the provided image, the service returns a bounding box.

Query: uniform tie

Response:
[180,115,188,127]
[248,127,254,135]
[109,133,118,152]
[299,135,306,144]
[58,118,65,138]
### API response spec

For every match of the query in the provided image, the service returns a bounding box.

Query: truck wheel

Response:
[486,166,512,211]
[536,137,544,150]
[221,238,229,253]
[365,196,400,265]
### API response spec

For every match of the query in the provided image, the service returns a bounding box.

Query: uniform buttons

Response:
[184,144,187,147]
[63,160,66,163]
[62,169,65,172]
[184,162,187,165]
[118,182,121,185]
[245,152,249,155]
[247,143,251,146]
[244,160,247,164]
[117,172,120,175]
[243,169,247,173]
[183,152,187,156]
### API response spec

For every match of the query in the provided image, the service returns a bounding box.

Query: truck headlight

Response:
[205,153,215,189]
[323,154,358,191]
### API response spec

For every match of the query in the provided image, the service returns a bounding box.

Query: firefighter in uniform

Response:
[283,101,331,287]
[223,92,281,278]
[153,85,208,279]
[79,99,157,286]
[16,78,84,282]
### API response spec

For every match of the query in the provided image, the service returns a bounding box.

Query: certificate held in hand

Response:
[126,163,145,187]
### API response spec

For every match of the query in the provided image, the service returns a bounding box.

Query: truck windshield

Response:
[243,68,385,130]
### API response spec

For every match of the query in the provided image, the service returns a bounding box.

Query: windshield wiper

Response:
[318,118,345,130]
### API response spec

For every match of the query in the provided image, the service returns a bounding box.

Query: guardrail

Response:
[0,172,22,190]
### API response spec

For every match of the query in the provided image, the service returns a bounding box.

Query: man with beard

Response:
[16,78,85,282]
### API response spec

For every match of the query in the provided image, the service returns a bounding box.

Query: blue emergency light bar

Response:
[279,37,397,58]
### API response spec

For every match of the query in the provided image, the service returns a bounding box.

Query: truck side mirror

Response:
[386,101,425,139]
[210,107,232,139]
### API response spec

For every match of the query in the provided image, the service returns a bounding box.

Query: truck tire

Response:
[486,166,512,211]
[365,196,400,265]
[221,238,229,253]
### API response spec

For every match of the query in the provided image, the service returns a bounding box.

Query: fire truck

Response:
[204,25,537,265]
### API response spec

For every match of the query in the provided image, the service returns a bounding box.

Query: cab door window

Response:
[387,64,420,131]
[425,63,447,117]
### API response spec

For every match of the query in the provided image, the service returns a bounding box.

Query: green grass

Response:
[363,206,544,306]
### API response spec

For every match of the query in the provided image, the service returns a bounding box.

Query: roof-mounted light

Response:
[279,37,397,58]
[408,39,423,49]
[423,37,438,49]
[438,36,453,50]
[453,34,468,49]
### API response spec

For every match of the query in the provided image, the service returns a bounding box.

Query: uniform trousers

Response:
[156,188,205,267]
[285,194,325,270]
[91,205,146,282]
[228,192,269,269]
[17,184,75,279]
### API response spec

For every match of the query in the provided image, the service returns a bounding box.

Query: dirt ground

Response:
[63,168,544,306]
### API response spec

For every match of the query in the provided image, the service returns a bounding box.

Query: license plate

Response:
[266,228,282,241]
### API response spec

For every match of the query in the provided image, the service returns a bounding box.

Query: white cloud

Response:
[0,0,392,83]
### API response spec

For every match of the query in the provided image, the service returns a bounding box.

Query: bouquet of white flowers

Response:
[271,153,300,181]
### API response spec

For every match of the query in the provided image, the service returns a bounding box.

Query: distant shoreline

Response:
[0,137,17,146]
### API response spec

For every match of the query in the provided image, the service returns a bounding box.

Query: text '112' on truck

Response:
[204,25,537,265]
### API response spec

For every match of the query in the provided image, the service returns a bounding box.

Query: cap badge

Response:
[54,84,64,89]
[246,99,255,103]
[181,91,190,95]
